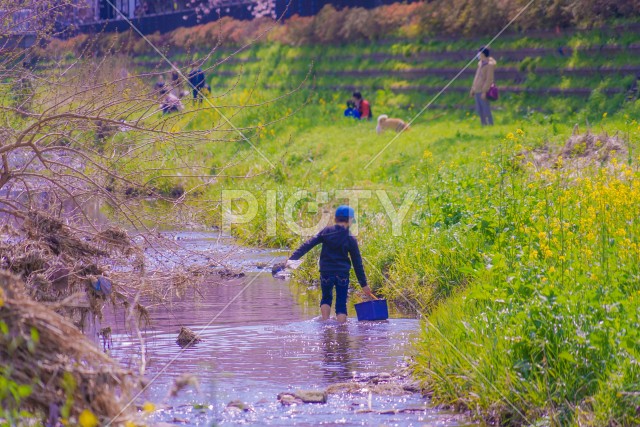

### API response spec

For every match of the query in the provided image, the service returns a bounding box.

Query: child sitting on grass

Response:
[286,206,377,323]
[344,100,361,119]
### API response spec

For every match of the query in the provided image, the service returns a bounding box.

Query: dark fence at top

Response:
[76,0,417,36]
[275,0,417,18]
[77,1,254,36]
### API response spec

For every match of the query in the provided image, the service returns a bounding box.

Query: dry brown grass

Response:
[523,130,628,170]
[0,271,138,422]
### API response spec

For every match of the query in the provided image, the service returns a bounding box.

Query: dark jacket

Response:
[289,225,367,287]
[188,68,205,90]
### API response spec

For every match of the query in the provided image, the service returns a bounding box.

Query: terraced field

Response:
[128,25,640,118]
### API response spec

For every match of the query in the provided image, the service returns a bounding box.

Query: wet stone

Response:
[294,390,328,404]
[277,393,302,406]
[402,381,422,393]
[217,268,245,279]
[326,382,366,394]
[225,400,253,412]
[371,372,392,383]
[175,326,202,347]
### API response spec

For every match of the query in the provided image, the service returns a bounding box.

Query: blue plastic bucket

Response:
[354,300,389,321]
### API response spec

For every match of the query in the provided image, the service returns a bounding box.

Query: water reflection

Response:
[321,325,360,381]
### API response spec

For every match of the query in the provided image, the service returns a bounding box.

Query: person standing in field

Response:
[470,47,496,126]
[188,67,206,102]
[352,92,372,121]
[286,206,377,323]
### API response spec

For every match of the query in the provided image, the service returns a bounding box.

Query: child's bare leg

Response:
[321,304,331,320]
[336,313,347,323]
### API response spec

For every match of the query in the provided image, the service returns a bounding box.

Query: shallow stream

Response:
[93,231,471,427]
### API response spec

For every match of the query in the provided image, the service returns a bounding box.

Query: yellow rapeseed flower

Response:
[78,409,99,427]
[143,402,155,412]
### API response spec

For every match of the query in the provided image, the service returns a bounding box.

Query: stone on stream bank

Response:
[278,390,328,405]
[282,366,423,402]
[217,267,245,279]
[330,369,422,395]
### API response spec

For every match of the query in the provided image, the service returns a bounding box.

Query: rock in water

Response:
[402,381,422,393]
[294,390,328,404]
[217,268,245,279]
[272,260,302,279]
[277,393,302,406]
[225,400,253,412]
[176,326,202,347]
[271,262,286,276]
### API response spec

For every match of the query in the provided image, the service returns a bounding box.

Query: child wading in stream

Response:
[286,206,377,323]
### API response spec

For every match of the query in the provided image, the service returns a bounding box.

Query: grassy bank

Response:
[65,26,640,425]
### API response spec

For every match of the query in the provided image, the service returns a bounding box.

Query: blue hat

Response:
[335,205,355,221]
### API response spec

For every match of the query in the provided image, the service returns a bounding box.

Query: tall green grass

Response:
[100,35,640,425]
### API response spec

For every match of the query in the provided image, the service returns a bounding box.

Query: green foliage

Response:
[0,319,37,425]
[0,367,33,423]
[412,130,640,424]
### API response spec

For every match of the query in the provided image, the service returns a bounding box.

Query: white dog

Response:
[376,114,410,134]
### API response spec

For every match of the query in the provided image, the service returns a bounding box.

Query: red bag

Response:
[486,83,499,101]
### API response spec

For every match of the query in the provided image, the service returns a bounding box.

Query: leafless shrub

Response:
[0,1,303,421]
